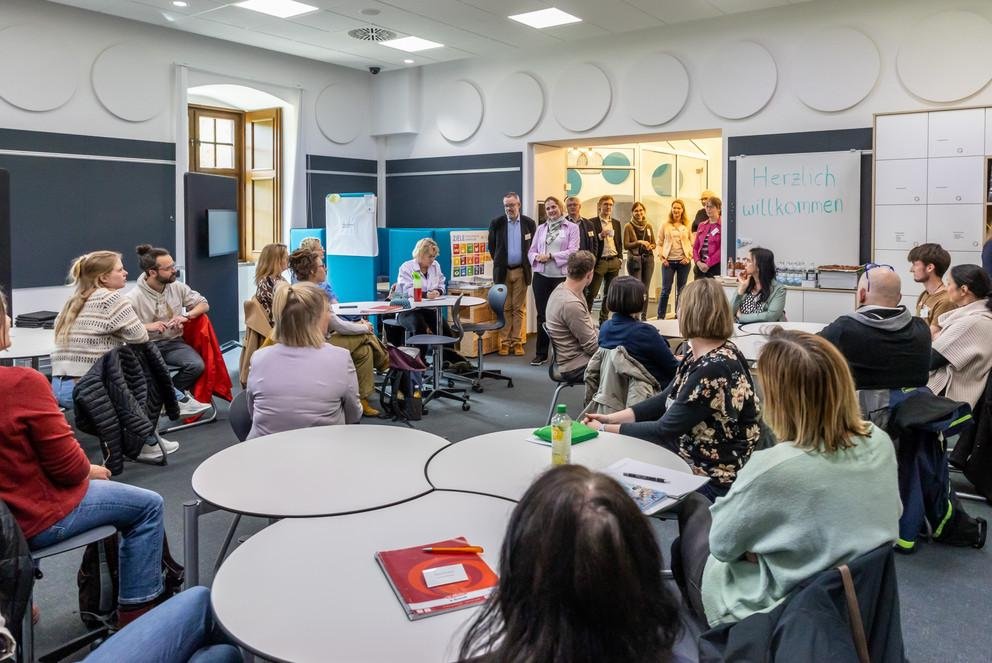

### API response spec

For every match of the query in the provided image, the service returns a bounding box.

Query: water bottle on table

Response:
[412,271,423,303]
[551,404,572,466]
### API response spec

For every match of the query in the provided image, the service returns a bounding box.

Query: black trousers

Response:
[532,272,565,359]
[629,254,655,318]
[693,263,721,279]
[659,261,691,319]
[669,492,714,623]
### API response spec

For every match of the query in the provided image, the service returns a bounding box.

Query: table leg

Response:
[183,500,201,588]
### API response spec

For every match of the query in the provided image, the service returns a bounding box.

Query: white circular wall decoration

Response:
[700,41,777,120]
[315,82,366,144]
[437,80,484,143]
[492,72,544,137]
[553,63,612,132]
[0,24,77,112]
[622,53,689,126]
[897,11,992,103]
[793,28,879,112]
[92,43,170,122]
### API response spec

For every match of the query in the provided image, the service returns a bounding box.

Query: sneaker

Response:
[176,394,211,418]
[530,355,548,366]
[975,517,987,549]
[137,438,180,461]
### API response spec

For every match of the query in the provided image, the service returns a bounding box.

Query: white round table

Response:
[192,425,449,517]
[737,321,826,335]
[334,296,487,316]
[211,491,514,663]
[426,428,692,501]
[1,327,56,367]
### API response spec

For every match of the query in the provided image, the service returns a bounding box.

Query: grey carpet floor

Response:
[27,341,992,662]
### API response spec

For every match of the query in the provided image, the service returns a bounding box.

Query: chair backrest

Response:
[487,284,508,327]
[543,322,566,383]
[448,295,465,341]
[229,390,252,442]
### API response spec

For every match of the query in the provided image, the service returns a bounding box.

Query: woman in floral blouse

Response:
[254,243,289,325]
[584,278,761,500]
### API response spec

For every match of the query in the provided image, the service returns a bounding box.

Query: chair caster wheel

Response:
[462,403,471,411]
[447,379,455,388]
[507,380,514,388]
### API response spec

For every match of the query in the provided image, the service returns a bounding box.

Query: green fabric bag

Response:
[533,421,600,444]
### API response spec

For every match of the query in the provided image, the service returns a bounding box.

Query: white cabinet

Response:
[926,204,985,251]
[876,113,928,159]
[874,205,926,250]
[927,156,984,204]
[875,159,926,205]
[784,288,804,323]
[803,290,857,324]
[948,250,983,271]
[986,109,992,155]
[928,109,985,157]
[872,249,923,296]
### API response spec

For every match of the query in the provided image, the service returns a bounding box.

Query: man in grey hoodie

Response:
[819,268,930,390]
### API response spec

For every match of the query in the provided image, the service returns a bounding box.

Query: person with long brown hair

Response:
[253,242,289,325]
[457,465,687,663]
[623,201,656,320]
[657,199,693,319]
[693,329,900,626]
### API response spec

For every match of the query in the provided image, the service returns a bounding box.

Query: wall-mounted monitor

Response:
[206,208,238,257]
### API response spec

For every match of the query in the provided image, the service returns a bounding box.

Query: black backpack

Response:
[379,345,427,424]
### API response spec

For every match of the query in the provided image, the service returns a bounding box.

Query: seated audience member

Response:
[50,251,182,460]
[598,276,678,386]
[247,282,361,438]
[254,242,289,325]
[584,278,761,501]
[0,291,168,629]
[928,264,992,409]
[127,244,212,413]
[290,248,386,417]
[687,330,900,627]
[292,237,326,284]
[819,266,930,390]
[528,195,579,366]
[731,247,785,323]
[908,243,957,333]
[396,238,451,337]
[457,465,690,663]
[545,250,599,382]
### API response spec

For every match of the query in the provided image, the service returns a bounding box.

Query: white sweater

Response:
[51,289,149,378]
[928,299,992,408]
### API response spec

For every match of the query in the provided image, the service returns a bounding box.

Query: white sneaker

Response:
[137,438,180,461]
[176,394,212,418]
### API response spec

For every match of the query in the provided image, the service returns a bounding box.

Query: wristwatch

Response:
[598,422,607,432]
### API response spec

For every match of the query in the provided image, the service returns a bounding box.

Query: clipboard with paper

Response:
[604,457,710,515]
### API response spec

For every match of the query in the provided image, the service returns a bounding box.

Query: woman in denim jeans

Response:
[0,291,167,629]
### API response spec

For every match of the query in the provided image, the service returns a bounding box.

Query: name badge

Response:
[920,305,930,318]
[524,233,532,240]
[709,228,718,236]
[587,230,594,237]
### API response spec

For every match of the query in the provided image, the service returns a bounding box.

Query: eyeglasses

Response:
[156,263,177,272]
[863,262,894,291]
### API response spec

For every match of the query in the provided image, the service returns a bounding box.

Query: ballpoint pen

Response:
[422,546,484,554]
[623,472,669,484]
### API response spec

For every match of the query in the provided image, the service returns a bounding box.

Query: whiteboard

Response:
[325,192,377,257]
[735,151,860,265]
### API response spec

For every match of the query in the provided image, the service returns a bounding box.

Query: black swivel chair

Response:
[543,322,586,425]
[406,296,471,411]
[460,284,513,393]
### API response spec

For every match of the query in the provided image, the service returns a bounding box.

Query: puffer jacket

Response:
[0,499,33,648]
[73,343,180,475]
[581,345,660,416]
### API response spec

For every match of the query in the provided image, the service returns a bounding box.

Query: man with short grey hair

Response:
[488,192,536,355]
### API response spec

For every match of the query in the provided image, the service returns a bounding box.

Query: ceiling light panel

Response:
[508,7,582,29]
[234,0,318,19]
[380,36,444,52]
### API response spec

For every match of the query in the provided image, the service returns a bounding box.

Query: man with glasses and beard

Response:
[127,244,211,414]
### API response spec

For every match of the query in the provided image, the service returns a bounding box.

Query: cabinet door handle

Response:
[957,147,964,153]
[913,196,920,201]
[955,195,962,201]
[935,186,948,189]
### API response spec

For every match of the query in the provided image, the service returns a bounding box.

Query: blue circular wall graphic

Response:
[602,152,630,185]
[651,164,673,197]
[566,169,582,196]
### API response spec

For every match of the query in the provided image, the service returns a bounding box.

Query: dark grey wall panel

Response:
[1,154,175,288]
[305,155,377,229]
[726,129,872,264]
[385,152,522,228]
[0,128,175,161]
[184,173,239,345]
[0,170,9,311]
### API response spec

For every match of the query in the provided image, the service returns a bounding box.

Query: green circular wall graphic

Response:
[602,152,631,185]
[651,163,673,197]
[566,169,583,196]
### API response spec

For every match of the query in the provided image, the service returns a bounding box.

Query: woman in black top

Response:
[584,278,761,500]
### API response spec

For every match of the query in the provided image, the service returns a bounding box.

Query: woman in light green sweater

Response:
[693,328,900,626]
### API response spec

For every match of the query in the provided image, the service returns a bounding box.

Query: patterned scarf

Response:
[545,215,564,247]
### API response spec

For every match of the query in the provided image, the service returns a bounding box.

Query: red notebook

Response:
[375,537,498,621]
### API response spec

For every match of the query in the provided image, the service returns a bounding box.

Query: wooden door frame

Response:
[188,105,246,260]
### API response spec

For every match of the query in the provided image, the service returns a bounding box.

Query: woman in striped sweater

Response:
[50,251,178,460]
[928,264,992,409]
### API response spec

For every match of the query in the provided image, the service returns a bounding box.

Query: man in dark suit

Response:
[488,192,537,356]
[585,195,623,323]
[566,196,599,256]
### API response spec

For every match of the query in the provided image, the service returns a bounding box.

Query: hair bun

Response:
[135,244,152,255]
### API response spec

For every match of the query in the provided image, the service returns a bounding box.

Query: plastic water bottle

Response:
[412,271,423,302]
[551,404,572,466]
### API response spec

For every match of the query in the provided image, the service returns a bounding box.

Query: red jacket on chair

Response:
[182,314,233,405]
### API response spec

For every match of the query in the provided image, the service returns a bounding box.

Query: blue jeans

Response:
[51,376,76,409]
[85,586,241,663]
[29,480,165,605]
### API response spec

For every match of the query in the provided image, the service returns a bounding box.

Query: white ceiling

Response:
[47,0,814,71]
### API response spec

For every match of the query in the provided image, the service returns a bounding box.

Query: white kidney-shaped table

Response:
[649,319,826,362]
[1,327,56,369]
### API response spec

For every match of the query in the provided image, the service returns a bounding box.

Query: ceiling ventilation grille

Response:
[348,26,397,42]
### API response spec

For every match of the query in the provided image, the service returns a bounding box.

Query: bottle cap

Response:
[556,404,567,413]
